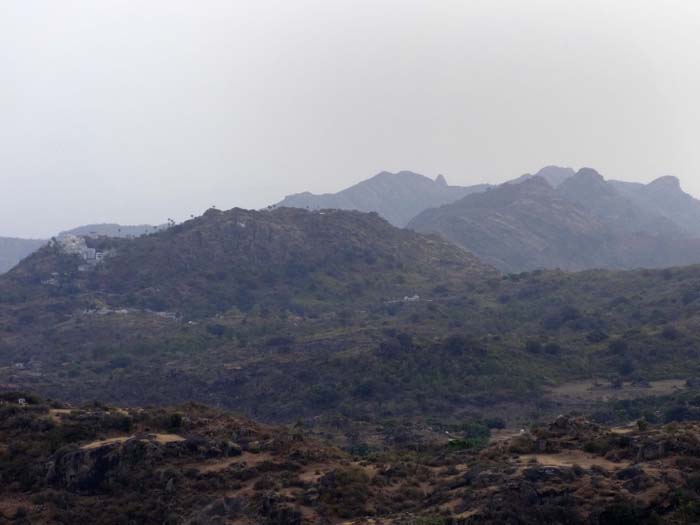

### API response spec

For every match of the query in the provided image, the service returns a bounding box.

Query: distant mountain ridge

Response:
[59,223,161,238]
[507,165,576,188]
[556,168,683,238]
[275,170,491,227]
[610,176,700,237]
[5,166,700,275]
[408,170,700,272]
[0,237,46,274]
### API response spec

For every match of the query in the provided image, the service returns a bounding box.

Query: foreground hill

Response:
[275,171,490,227]
[0,237,45,274]
[408,173,700,272]
[2,394,700,524]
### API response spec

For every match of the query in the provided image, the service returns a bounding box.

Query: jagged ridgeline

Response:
[0,207,493,317]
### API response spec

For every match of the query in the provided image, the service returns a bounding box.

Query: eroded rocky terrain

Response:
[2,393,700,524]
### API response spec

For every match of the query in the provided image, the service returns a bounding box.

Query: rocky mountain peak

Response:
[533,166,576,187]
[514,174,554,191]
[649,175,682,191]
[435,174,448,186]
[573,167,605,183]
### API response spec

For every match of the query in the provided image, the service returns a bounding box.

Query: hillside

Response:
[0,207,491,318]
[0,237,45,274]
[408,177,619,272]
[557,169,682,237]
[4,205,700,425]
[507,165,576,187]
[2,394,700,524]
[611,175,700,237]
[408,173,700,272]
[275,171,490,227]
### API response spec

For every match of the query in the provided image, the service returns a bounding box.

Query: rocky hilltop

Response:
[611,175,700,237]
[1,207,491,318]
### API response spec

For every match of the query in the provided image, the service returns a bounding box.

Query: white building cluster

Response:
[55,235,108,271]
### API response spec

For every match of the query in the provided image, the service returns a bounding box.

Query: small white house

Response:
[18,398,27,407]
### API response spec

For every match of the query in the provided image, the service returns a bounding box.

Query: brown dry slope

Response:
[2,395,700,524]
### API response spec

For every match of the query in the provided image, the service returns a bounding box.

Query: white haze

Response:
[1,0,699,237]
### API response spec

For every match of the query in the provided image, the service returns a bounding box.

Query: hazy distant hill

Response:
[557,168,682,237]
[0,223,159,275]
[610,175,700,237]
[59,223,161,238]
[507,165,576,187]
[275,170,491,227]
[0,237,46,274]
[408,173,700,272]
[408,177,619,272]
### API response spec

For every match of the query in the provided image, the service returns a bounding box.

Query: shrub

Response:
[443,335,482,355]
[661,326,680,341]
[318,467,370,518]
[206,324,227,337]
[608,339,628,355]
[587,330,609,343]
[485,417,507,430]
[524,340,542,354]
[544,342,562,355]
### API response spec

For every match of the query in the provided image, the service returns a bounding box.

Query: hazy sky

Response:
[2,1,700,238]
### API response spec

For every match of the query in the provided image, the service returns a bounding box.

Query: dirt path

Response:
[518,450,630,471]
[48,409,73,422]
[190,451,274,473]
[81,433,185,450]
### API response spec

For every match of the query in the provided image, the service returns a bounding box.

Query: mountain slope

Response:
[2,207,493,317]
[611,175,700,237]
[409,172,700,272]
[507,165,576,187]
[4,206,700,424]
[408,177,620,272]
[275,170,490,227]
[558,168,682,237]
[0,237,46,274]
